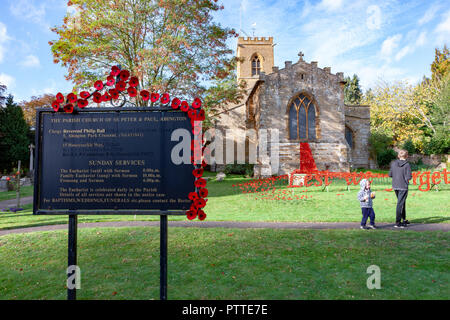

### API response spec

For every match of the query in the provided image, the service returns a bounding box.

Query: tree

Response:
[431,73,450,129]
[364,46,449,154]
[0,95,30,172]
[50,0,243,110]
[423,73,450,154]
[362,81,429,148]
[431,45,449,82]
[344,74,362,104]
[413,47,450,154]
[368,130,396,168]
[202,68,246,127]
[411,78,438,135]
[0,83,6,107]
[20,94,55,126]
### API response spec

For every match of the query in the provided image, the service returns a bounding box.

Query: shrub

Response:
[369,131,395,168]
[377,148,397,168]
[0,96,29,173]
[409,158,433,171]
[402,139,416,155]
[424,127,450,155]
[224,164,254,177]
[5,178,16,191]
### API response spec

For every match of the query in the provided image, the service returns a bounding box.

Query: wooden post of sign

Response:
[160,213,168,300]
[67,214,78,300]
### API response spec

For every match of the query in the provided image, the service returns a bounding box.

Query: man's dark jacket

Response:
[389,159,412,190]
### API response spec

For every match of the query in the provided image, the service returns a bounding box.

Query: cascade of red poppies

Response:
[50,65,208,220]
[299,142,317,173]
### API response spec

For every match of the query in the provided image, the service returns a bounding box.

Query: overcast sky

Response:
[0,0,449,102]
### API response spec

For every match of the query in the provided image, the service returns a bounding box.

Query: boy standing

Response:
[357,179,376,229]
[389,149,412,228]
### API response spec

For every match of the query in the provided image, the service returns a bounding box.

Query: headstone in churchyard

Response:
[0,178,7,192]
[20,178,31,186]
[216,172,226,181]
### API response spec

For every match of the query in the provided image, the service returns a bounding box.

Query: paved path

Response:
[0,220,448,237]
[0,196,448,235]
[0,196,33,210]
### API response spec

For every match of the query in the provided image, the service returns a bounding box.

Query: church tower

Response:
[236,37,274,84]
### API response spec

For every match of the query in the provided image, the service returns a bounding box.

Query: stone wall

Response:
[213,39,372,175]
[345,105,371,169]
[214,81,258,169]
[253,58,351,175]
[213,103,246,171]
[399,152,448,167]
[237,37,274,83]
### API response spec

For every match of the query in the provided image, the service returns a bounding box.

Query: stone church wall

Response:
[345,105,371,169]
[212,37,371,176]
[254,60,351,175]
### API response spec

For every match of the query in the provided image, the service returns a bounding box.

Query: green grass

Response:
[0,186,33,202]
[0,175,449,230]
[0,227,448,299]
[203,175,450,223]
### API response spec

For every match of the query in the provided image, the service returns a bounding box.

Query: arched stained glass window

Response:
[307,105,316,139]
[288,94,317,140]
[299,105,307,139]
[289,104,297,139]
[251,56,261,76]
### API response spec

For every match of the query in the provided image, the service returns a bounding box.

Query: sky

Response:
[0,0,449,103]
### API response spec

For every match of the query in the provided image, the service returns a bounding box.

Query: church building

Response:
[215,37,372,176]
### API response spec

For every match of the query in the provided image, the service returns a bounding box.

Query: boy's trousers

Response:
[361,207,375,226]
[394,189,408,223]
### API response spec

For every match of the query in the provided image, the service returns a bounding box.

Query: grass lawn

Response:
[0,186,33,202]
[0,227,448,299]
[0,174,449,230]
[204,175,450,223]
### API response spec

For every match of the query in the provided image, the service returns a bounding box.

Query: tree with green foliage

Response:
[362,80,428,148]
[364,45,449,155]
[0,83,6,107]
[414,46,450,154]
[50,0,244,115]
[428,74,450,131]
[424,126,450,155]
[368,130,396,168]
[431,45,449,82]
[423,73,450,154]
[402,138,416,155]
[0,95,30,172]
[344,74,362,104]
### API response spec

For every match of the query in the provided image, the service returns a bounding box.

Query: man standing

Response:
[389,149,412,228]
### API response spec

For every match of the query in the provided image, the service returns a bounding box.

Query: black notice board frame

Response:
[33,106,192,216]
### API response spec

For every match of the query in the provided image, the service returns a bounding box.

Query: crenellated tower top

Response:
[236,37,274,83]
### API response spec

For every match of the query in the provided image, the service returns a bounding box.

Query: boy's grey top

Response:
[388,159,412,190]
[357,179,374,208]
